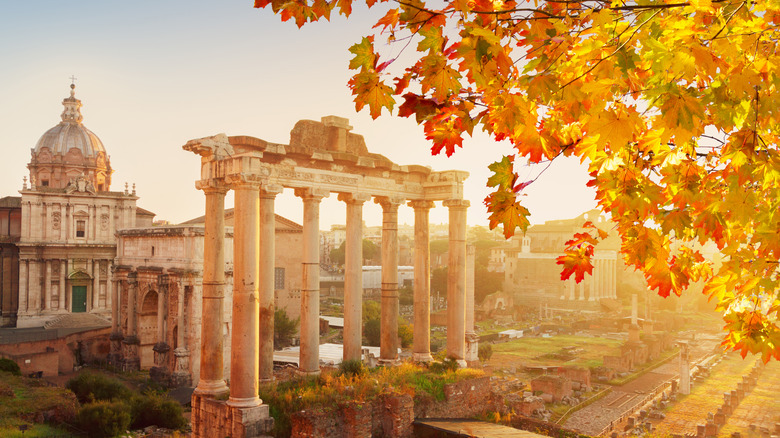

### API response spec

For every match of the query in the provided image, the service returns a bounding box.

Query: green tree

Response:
[274,308,299,349]
[256,0,780,360]
[329,239,380,265]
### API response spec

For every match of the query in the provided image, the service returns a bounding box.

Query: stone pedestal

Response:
[108,332,123,367]
[192,393,273,438]
[171,348,192,387]
[465,332,479,367]
[151,342,172,385]
[121,335,140,372]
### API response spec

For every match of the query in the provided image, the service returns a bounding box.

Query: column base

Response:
[194,379,229,397]
[259,377,276,384]
[295,368,321,378]
[413,352,433,362]
[377,358,401,367]
[227,396,262,409]
[455,359,467,369]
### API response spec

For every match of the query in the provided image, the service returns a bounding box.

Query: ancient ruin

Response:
[184,116,471,437]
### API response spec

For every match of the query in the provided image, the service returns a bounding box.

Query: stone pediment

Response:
[68,269,92,280]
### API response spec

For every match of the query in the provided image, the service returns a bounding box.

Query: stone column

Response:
[444,199,469,366]
[93,260,101,311]
[59,260,66,312]
[27,260,40,313]
[172,280,191,387]
[258,185,283,383]
[377,196,402,364]
[578,281,585,300]
[152,275,171,383]
[339,193,370,362]
[227,177,262,408]
[465,245,479,364]
[18,260,27,315]
[680,342,690,394]
[410,200,434,362]
[122,273,141,371]
[295,188,328,375]
[588,260,596,301]
[194,184,229,397]
[109,278,123,366]
[44,260,52,311]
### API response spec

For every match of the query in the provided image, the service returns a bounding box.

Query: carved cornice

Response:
[182,133,234,159]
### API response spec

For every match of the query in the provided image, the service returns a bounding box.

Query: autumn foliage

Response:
[254,0,780,360]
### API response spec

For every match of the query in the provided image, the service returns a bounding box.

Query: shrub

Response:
[129,392,187,430]
[274,309,300,349]
[363,318,380,347]
[0,358,21,376]
[66,372,132,404]
[338,359,365,377]
[428,358,459,374]
[398,322,413,348]
[478,344,493,362]
[75,401,131,438]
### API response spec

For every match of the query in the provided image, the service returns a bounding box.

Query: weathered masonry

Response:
[185,116,470,438]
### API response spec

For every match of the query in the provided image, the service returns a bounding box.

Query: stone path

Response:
[562,337,719,436]
[415,419,548,437]
[562,369,674,435]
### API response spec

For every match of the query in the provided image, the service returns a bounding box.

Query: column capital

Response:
[408,200,435,210]
[294,187,330,201]
[443,199,470,209]
[225,173,263,189]
[374,196,404,210]
[259,184,284,197]
[195,179,229,194]
[338,192,371,205]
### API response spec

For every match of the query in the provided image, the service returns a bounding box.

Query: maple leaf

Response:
[349,36,376,71]
[349,71,395,118]
[556,246,594,283]
[486,155,516,189]
[485,187,530,238]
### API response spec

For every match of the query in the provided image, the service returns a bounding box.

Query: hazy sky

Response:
[0,1,597,231]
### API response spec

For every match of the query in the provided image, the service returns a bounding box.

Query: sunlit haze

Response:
[0,1,597,230]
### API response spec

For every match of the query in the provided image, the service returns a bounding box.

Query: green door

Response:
[72,286,87,313]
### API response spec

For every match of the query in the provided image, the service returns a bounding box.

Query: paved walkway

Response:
[562,337,719,436]
[415,419,547,437]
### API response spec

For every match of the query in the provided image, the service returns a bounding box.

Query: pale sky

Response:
[0,1,597,231]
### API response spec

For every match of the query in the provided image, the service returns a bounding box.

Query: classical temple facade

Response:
[184,116,471,438]
[1,84,154,329]
[109,214,303,387]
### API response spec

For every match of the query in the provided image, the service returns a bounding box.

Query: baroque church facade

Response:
[1,84,153,329]
[0,85,304,388]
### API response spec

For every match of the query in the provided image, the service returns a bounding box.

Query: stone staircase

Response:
[44,313,111,330]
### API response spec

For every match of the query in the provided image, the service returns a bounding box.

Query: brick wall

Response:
[0,327,110,375]
[530,375,572,402]
[557,367,591,390]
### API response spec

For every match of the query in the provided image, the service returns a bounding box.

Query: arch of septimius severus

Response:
[184,116,470,438]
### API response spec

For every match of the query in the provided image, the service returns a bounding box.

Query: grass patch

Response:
[0,372,78,432]
[0,423,73,437]
[491,335,622,369]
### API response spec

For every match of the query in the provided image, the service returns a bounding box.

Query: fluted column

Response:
[410,200,434,362]
[444,199,469,366]
[18,260,28,316]
[377,196,402,363]
[93,260,101,310]
[122,273,141,371]
[226,177,262,408]
[44,260,52,310]
[194,184,229,397]
[109,278,123,365]
[339,193,370,362]
[295,188,328,375]
[59,260,67,311]
[258,185,283,383]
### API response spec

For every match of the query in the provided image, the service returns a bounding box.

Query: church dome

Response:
[28,83,112,191]
[33,84,106,157]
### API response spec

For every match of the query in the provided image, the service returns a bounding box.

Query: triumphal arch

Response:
[185,116,469,438]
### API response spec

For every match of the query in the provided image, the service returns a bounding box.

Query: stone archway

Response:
[139,289,158,368]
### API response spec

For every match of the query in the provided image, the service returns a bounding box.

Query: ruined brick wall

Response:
[291,378,495,438]
[530,375,572,402]
[557,367,591,390]
[0,327,110,374]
